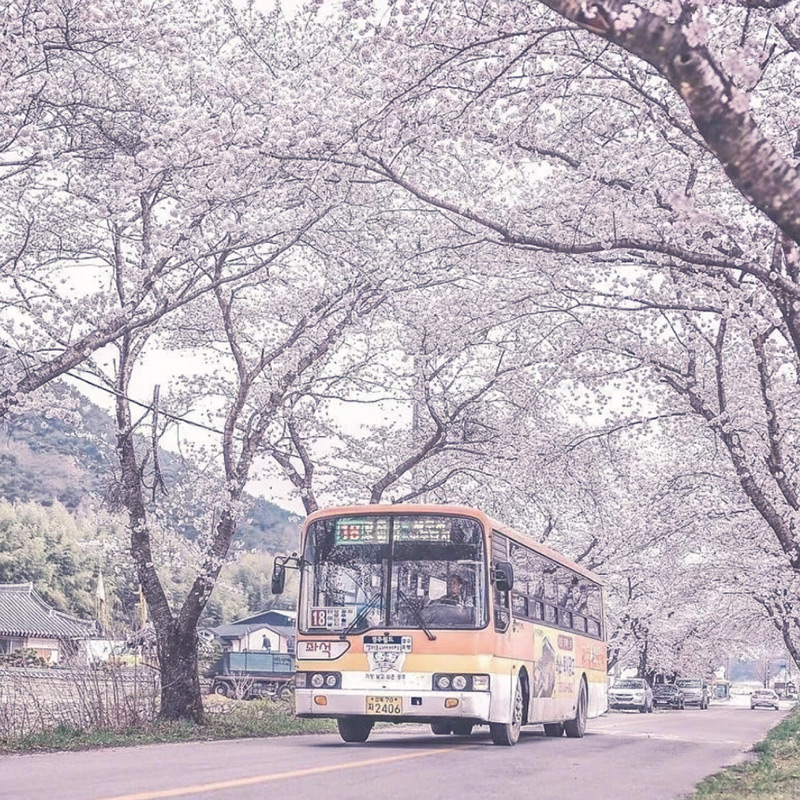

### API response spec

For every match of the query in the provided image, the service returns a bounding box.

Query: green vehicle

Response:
[208,650,295,700]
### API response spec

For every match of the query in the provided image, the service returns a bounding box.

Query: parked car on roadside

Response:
[609,678,654,713]
[750,689,780,710]
[675,677,710,709]
[652,683,685,710]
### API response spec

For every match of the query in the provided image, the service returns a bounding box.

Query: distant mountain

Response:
[0,385,300,554]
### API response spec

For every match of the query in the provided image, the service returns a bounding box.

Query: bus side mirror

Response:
[494,561,514,593]
[271,563,286,595]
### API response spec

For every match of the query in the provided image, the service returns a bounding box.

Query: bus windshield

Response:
[299,514,487,633]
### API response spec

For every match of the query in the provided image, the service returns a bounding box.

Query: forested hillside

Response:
[0,385,299,555]
[0,386,300,627]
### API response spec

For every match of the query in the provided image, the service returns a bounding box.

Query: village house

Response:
[0,583,99,665]
[207,609,296,654]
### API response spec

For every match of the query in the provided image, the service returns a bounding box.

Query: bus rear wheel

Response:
[490,679,523,746]
[430,721,452,735]
[543,723,564,737]
[564,679,588,738]
[337,718,373,743]
[451,721,474,736]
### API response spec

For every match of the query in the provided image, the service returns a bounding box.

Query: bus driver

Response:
[421,573,474,626]
[432,574,466,606]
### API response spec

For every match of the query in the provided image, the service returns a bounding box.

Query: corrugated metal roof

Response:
[235,609,297,626]
[211,621,294,640]
[0,583,98,640]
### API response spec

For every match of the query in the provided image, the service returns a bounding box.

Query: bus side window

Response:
[492,533,511,632]
[494,583,510,632]
[512,593,527,619]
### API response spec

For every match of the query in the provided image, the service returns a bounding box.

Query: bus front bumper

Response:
[295,689,492,721]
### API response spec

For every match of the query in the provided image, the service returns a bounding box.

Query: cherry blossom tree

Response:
[0,0,328,419]
[269,279,575,506]
[0,0,376,721]
[277,0,800,662]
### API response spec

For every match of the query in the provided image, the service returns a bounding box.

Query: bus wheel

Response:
[430,721,452,735]
[337,718,373,743]
[213,683,228,697]
[564,679,588,738]
[490,679,523,746]
[451,721,474,736]
[543,723,564,737]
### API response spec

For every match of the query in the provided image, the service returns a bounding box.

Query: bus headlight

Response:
[311,673,325,688]
[472,675,490,691]
[325,674,338,688]
[452,675,467,691]
[436,675,451,690]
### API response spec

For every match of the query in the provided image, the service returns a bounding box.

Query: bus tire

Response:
[543,723,564,737]
[213,682,228,697]
[564,679,588,738]
[490,678,523,746]
[430,721,452,735]
[451,721,474,736]
[337,718,373,743]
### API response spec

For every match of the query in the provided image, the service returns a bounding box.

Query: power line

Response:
[65,370,230,438]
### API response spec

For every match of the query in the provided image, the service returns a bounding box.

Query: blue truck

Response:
[208,650,295,699]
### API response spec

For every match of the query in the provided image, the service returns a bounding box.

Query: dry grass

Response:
[0,663,159,742]
[0,668,332,753]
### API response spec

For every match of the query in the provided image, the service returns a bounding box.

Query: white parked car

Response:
[750,689,780,710]
[609,678,654,713]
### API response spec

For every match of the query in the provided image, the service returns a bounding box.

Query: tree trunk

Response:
[637,633,649,678]
[156,618,204,723]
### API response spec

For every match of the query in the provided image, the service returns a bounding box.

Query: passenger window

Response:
[543,563,558,605]
[492,533,511,633]
[512,593,528,618]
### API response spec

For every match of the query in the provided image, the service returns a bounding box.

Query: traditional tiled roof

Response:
[0,583,98,640]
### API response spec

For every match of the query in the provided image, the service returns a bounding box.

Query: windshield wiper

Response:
[339,592,383,640]
[396,589,436,641]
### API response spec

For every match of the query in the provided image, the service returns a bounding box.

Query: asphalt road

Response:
[0,702,790,800]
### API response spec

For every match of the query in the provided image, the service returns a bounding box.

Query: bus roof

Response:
[302,504,605,586]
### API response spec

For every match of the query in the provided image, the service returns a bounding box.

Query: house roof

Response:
[0,583,98,640]
[211,621,295,641]
[234,609,296,627]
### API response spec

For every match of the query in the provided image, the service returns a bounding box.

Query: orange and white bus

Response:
[272,504,607,745]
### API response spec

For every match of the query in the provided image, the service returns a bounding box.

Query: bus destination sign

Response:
[335,517,390,545]
[395,516,451,542]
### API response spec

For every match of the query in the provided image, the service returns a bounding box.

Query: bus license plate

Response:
[366,696,402,715]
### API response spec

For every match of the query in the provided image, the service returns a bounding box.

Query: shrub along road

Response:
[0,704,789,800]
